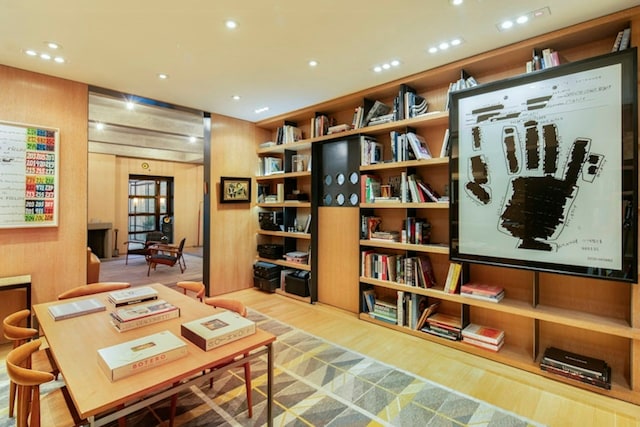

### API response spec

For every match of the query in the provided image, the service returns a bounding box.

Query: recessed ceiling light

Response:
[232,95,241,101]
[40,53,51,60]
[54,57,65,64]
[225,20,237,29]
[25,49,37,56]
[309,60,318,67]
[497,7,549,32]
[96,123,105,130]
[450,0,463,5]
[451,38,462,46]
[428,47,438,54]
[516,15,529,24]
[500,20,514,30]
[390,60,400,67]
[158,73,169,79]
[439,42,450,50]
[255,106,269,114]
[46,42,60,49]
[373,66,382,72]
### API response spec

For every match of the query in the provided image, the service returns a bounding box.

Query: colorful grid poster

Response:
[0,121,59,227]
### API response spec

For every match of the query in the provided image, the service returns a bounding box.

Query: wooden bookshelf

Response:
[255,6,640,404]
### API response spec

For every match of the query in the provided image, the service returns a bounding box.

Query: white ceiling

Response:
[2,1,639,124]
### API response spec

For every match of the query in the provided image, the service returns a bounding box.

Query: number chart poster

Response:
[0,121,59,228]
[456,63,622,271]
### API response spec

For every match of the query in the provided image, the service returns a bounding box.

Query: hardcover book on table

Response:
[97,330,188,381]
[181,311,256,351]
[107,286,159,306]
[48,298,106,321]
[110,300,180,332]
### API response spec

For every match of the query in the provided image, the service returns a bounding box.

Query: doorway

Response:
[128,175,174,242]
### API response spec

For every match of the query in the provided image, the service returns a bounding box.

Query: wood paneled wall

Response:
[209,114,270,295]
[0,65,88,308]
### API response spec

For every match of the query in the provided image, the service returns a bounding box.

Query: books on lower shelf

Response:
[48,298,106,321]
[110,299,180,332]
[540,346,611,390]
[421,312,462,341]
[443,263,462,294]
[108,286,159,307]
[460,283,505,303]
[97,330,188,381]
[462,323,505,352]
[181,310,256,351]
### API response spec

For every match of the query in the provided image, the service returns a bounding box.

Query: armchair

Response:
[122,231,167,264]
[147,237,186,276]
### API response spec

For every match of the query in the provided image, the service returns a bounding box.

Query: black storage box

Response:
[253,261,282,279]
[253,276,280,293]
[257,244,284,260]
[285,270,310,297]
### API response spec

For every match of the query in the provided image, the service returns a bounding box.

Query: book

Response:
[462,323,505,346]
[48,298,106,321]
[361,174,381,203]
[362,100,392,126]
[108,286,159,307]
[97,330,188,381]
[443,263,462,294]
[618,27,631,51]
[181,310,256,351]
[415,301,440,330]
[542,347,610,379]
[110,307,180,332]
[462,336,504,352]
[439,129,450,158]
[406,132,432,160]
[111,299,179,323]
[461,291,504,303]
[460,283,505,297]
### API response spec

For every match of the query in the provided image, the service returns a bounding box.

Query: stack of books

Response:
[421,312,461,341]
[110,299,180,332]
[108,286,159,307]
[462,323,505,352]
[540,347,611,390]
[363,292,398,324]
[460,283,505,303]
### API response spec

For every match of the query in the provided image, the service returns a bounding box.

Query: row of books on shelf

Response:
[526,47,561,73]
[361,251,436,288]
[445,70,478,111]
[276,123,303,144]
[361,215,431,244]
[362,289,505,352]
[395,83,429,121]
[389,131,434,162]
[361,172,447,204]
[540,346,611,390]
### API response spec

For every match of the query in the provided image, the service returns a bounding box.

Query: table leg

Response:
[267,342,273,427]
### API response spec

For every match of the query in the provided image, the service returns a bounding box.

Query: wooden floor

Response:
[3,286,639,426]
[225,288,640,427]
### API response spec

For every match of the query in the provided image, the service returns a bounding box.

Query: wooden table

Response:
[33,283,276,426]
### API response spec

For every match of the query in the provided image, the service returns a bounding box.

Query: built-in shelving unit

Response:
[255,7,640,404]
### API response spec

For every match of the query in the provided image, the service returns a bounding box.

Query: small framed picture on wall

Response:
[220,177,252,204]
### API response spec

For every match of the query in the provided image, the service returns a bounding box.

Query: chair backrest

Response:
[177,237,186,253]
[3,309,38,342]
[58,282,130,300]
[177,281,205,301]
[145,231,165,244]
[6,339,55,427]
[204,298,247,317]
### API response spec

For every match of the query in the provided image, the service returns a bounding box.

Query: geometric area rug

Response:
[0,310,545,427]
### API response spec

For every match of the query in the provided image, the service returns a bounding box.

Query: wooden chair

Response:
[3,310,59,419]
[176,281,205,302]
[6,339,83,427]
[168,298,254,424]
[87,247,101,284]
[122,230,166,265]
[147,237,187,276]
[57,282,130,300]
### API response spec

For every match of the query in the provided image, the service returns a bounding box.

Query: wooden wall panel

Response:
[0,65,88,305]
[317,207,360,312]
[209,114,268,295]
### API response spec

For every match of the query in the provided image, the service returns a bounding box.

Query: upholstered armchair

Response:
[122,231,167,265]
[87,247,101,284]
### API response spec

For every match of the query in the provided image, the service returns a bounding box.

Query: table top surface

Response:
[33,283,275,419]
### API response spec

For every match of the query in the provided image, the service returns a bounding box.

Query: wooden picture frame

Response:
[220,177,251,204]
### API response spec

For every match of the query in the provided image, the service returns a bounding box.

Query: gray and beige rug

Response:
[0,310,543,427]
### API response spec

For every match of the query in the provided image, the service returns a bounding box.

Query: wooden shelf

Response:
[256,171,311,181]
[359,240,449,254]
[257,202,311,209]
[257,230,311,240]
[360,202,448,209]
[275,288,311,303]
[256,257,311,271]
[360,157,449,172]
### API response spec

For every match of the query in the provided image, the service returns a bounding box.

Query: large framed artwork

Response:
[0,121,60,228]
[449,48,638,283]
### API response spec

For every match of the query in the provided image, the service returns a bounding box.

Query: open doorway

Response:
[128,175,174,243]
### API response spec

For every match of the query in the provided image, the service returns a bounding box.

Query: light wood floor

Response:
[226,288,640,427]
[3,287,639,426]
